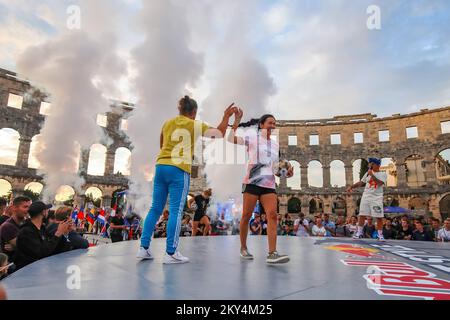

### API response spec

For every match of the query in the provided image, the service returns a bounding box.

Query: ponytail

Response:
[237,114,275,129]
[238,118,260,128]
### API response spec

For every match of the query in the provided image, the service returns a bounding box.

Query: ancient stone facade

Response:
[0,68,206,207]
[276,108,450,220]
[1,67,450,219]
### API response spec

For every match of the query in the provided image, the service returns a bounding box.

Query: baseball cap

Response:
[28,201,52,218]
[368,157,381,166]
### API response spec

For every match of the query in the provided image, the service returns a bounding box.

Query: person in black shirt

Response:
[189,189,212,237]
[260,213,268,235]
[412,220,434,241]
[396,219,413,240]
[382,218,397,239]
[0,196,31,262]
[14,201,71,270]
[46,206,89,253]
[109,210,126,243]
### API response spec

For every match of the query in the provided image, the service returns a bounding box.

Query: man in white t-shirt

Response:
[294,213,310,237]
[437,218,450,242]
[347,158,387,241]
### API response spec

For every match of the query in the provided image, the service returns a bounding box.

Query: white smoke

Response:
[199,1,277,202]
[16,0,126,202]
[126,0,204,216]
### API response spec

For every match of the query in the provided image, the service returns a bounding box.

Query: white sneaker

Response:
[163,251,190,264]
[136,247,154,260]
[378,235,386,242]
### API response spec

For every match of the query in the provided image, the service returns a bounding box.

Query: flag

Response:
[77,208,85,220]
[71,207,78,220]
[97,208,106,225]
[86,212,95,225]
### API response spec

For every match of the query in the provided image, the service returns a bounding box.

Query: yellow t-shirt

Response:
[156,115,210,174]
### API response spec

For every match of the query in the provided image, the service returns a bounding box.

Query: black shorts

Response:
[242,184,276,196]
[194,212,209,222]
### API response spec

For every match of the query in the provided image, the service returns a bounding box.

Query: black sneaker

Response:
[266,251,290,264]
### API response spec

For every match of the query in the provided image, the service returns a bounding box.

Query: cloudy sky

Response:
[1,0,449,119]
[1,0,450,199]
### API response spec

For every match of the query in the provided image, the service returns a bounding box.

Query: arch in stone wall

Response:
[408,196,429,214]
[308,160,323,187]
[352,158,369,184]
[0,128,20,165]
[287,196,301,213]
[330,160,346,187]
[87,144,107,176]
[309,197,323,214]
[332,196,347,215]
[287,160,301,190]
[439,193,450,220]
[114,147,131,176]
[435,148,450,186]
[0,178,12,197]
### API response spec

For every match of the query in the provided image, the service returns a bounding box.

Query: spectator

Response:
[281,213,294,234]
[382,218,397,240]
[312,217,327,237]
[429,218,441,241]
[109,210,127,242]
[260,213,268,236]
[250,214,262,235]
[0,196,31,261]
[0,206,13,227]
[322,213,336,237]
[47,210,56,225]
[0,252,11,280]
[189,189,212,237]
[0,198,8,225]
[334,215,349,237]
[216,213,229,235]
[363,217,376,239]
[282,223,295,236]
[180,214,192,237]
[14,201,71,270]
[392,216,401,231]
[276,214,283,235]
[46,206,89,253]
[294,213,310,237]
[437,218,450,242]
[411,220,434,241]
[154,210,169,238]
[396,218,413,240]
[346,215,358,236]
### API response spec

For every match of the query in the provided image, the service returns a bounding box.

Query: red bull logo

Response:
[342,259,450,300]
[325,244,380,258]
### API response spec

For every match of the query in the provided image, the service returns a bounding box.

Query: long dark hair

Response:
[179,95,198,115]
[238,114,275,129]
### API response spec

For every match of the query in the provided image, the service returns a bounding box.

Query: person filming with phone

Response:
[14,201,71,270]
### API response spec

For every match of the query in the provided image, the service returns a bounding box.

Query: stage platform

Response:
[3,236,450,300]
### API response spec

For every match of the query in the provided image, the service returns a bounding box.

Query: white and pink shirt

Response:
[241,128,279,190]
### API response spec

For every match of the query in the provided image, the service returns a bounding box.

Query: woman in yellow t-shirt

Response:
[137,96,238,264]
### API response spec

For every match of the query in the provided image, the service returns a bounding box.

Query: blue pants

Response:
[140,164,190,254]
